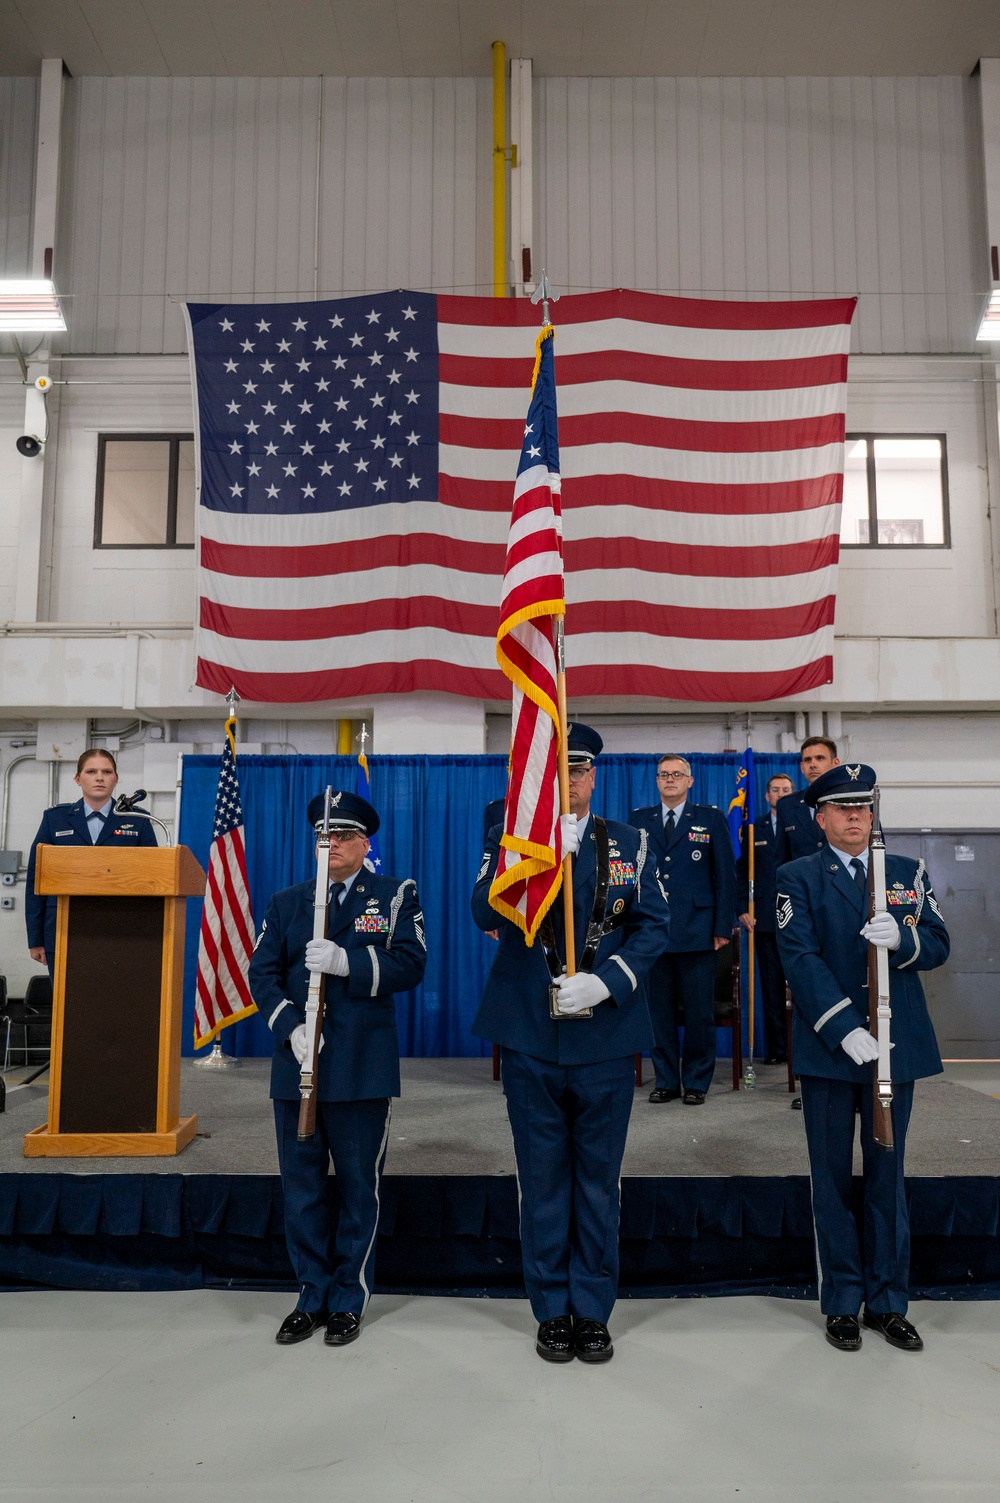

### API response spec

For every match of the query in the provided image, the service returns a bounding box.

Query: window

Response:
[840,434,949,548]
[95,434,195,548]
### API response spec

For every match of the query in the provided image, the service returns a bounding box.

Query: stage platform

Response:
[2,1060,999,1298]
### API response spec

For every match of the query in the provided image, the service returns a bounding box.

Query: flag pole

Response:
[744,716,756,1090]
[532,271,575,976]
[193,685,243,1072]
[554,616,575,976]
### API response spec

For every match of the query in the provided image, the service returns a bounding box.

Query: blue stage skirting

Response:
[2,1174,998,1299]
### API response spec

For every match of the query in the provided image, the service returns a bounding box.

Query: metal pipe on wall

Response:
[1,754,37,853]
[492,40,507,299]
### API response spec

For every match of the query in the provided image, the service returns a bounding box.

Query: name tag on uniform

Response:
[54,830,74,838]
[355,914,389,933]
[608,860,636,886]
[688,830,711,844]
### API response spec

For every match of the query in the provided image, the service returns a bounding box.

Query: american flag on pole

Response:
[193,720,257,1048]
[488,325,564,943]
[184,289,855,705]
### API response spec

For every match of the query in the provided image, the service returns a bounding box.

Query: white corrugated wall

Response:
[57,75,493,353]
[534,75,987,353]
[0,76,37,277]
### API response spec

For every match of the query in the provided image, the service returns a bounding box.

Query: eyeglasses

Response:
[322,830,364,844]
[657,771,689,781]
[567,765,594,782]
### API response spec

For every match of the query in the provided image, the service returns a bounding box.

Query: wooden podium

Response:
[24,845,206,1158]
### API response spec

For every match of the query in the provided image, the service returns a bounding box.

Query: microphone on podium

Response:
[114,789,148,813]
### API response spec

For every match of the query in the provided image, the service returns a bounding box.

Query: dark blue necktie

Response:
[850,857,867,895]
[329,881,345,907]
[664,809,675,839]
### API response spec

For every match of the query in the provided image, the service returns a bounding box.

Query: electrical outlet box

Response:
[0,850,21,877]
[1,895,15,911]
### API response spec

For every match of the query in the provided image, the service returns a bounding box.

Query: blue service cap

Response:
[803,763,877,809]
[307,789,380,836]
[566,722,603,766]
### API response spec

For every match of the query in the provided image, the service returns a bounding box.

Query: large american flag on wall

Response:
[184,289,855,704]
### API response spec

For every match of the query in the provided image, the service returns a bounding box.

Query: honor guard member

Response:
[775,736,840,868]
[737,773,795,1064]
[775,764,949,1354]
[26,748,158,974]
[631,755,736,1105]
[472,723,670,1364]
[249,790,427,1349]
[483,796,505,842]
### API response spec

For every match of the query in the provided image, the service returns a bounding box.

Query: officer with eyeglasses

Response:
[631,755,736,1105]
[249,789,427,1349]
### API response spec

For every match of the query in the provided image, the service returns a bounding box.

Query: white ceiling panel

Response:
[146,0,232,76]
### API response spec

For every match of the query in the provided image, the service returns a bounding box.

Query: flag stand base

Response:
[193,1039,241,1070]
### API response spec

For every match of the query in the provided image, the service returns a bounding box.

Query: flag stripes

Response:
[188,287,854,705]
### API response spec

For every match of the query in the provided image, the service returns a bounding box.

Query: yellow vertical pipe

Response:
[492,40,507,298]
[337,719,352,755]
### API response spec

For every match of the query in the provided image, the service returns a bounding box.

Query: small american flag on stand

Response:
[488,322,565,944]
[193,712,257,1048]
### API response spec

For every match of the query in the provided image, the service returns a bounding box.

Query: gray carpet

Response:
[2,1058,998,1176]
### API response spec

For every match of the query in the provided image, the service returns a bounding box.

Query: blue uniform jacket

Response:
[775,790,827,868]
[471,817,669,1064]
[248,871,427,1102]
[26,799,159,953]
[737,812,781,932]
[775,850,948,1083]
[629,802,735,952]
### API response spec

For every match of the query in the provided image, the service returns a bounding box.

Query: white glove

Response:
[560,813,581,856]
[860,912,901,951]
[289,1023,325,1065]
[552,971,610,1015]
[305,937,350,977]
[841,1026,880,1065]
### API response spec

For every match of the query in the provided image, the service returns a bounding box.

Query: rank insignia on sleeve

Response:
[776,893,793,929]
[478,851,490,880]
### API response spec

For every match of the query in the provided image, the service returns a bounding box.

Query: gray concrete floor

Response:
[1,1290,998,1501]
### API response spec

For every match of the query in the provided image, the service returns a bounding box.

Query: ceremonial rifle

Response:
[867,787,894,1150]
[298,786,332,1140]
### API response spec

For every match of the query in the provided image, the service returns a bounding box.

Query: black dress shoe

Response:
[325,1311,363,1346]
[763,1056,788,1066]
[536,1316,575,1363]
[682,1089,706,1105]
[863,1309,923,1351]
[648,1087,681,1103]
[574,1318,614,1363]
[825,1315,862,1351]
[275,1308,326,1345]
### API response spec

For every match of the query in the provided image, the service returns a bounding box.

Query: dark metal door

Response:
[889,831,1000,1059]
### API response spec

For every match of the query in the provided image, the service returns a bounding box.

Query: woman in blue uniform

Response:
[25,747,158,975]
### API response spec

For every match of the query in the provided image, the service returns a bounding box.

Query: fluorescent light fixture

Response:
[0,279,66,332]
[976,288,1000,341]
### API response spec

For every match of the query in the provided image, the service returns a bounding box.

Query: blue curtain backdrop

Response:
[179,751,801,1060]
